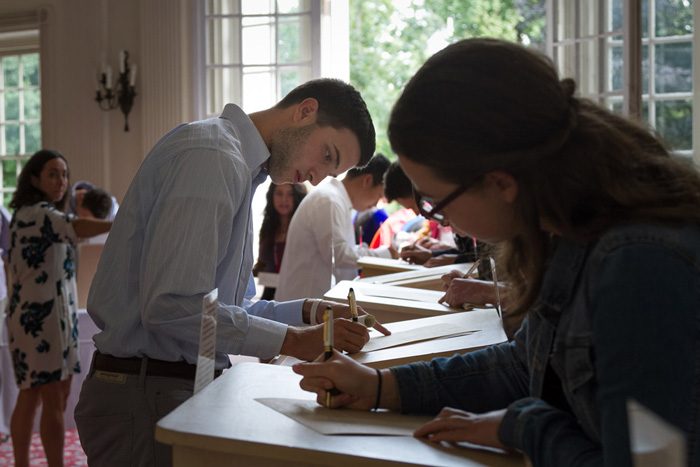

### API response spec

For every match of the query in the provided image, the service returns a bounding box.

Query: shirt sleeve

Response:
[40,203,78,246]
[138,149,296,361]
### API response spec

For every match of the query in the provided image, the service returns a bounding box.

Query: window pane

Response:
[610,44,623,92]
[642,0,649,38]
[25,122,41,154]
[242,0,274,15]
[24,88,40,120]
[642,44,649,95]
[207,67,241,115]
[278,16,311,63]
[3,192,11,208]
[207,0,239,15]
[611,0,623,30]
[279,66,311,97]
[22,54,39,87]
[656,99,692,150]
[277,0,311,14]
[2,159,17,188]
[242,68,274,112]
[242,17,274,64]
[4,91,19,121]
[2,57,19,88]
[5,124,19,155]
[655,42,692,93]
[208,18,242,65]
[655,0,693,37]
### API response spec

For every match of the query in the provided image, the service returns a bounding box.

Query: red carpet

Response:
[0,429,87,466]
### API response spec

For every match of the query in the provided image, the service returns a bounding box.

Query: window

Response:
[0,29,40,207]
[547,0,695,160]
[204,0,320,116]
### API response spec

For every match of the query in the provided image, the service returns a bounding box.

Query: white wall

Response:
[0,0,197,201]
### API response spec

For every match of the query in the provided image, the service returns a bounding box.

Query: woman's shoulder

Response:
[593,222,700,267]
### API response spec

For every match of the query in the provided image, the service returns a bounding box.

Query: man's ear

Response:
[484,171,518,204]
[362,174,375,188]
[292,98,319,123]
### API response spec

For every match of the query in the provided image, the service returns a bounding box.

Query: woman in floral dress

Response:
[6,149,111,467]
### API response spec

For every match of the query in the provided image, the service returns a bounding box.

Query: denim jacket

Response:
[391,223,700,466]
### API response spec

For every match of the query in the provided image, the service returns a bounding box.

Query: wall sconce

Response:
[94,50,137,132]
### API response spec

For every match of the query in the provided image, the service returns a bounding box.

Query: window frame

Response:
[546,0,696,162]
[0,37,40,208]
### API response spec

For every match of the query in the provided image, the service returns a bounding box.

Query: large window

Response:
[204,0,320,116]
[0,30,40,207]
[547,0,695,160]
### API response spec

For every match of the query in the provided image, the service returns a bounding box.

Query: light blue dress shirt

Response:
[87,104,305,369]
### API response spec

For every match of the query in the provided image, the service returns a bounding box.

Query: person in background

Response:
[293,38,700,466]
[7,149,111,467]
[275,154,397,301]
[76,188,114,246]
[76,78,388,467]
[68,181,119,221]
[376,160,454,251]
[253,183,308,300]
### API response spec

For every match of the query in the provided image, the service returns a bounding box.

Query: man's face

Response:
[267,123,361,186]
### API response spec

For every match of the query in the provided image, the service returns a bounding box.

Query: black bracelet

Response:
[374,368,382,411]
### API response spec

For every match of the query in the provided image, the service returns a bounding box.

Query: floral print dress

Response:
[7,202,79,389]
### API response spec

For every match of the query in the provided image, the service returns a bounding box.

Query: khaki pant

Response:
[75,353,194,467]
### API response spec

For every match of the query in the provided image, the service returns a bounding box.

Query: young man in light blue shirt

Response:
[76,79,386,467]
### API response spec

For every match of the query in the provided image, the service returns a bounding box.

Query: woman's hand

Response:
[400,245,433,264]
[424,254,457,268]
[413,408,508,450]
[293,351,393,410]
[438,277,498,308]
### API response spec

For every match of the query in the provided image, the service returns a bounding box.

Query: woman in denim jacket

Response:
[293,38,700,467]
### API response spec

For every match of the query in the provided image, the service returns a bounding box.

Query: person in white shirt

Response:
[276,154,398,300]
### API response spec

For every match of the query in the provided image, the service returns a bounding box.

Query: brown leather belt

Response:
[93,352,222,380]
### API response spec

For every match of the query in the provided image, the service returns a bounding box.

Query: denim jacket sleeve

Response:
[390,329,530,415]
[499,239,700,467]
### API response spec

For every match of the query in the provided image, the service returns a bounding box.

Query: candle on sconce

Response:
[129,65,137,87]
[105,65,112,90]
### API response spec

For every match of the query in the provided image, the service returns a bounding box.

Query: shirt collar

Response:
[329,178,353,211]
[219,104,270,179]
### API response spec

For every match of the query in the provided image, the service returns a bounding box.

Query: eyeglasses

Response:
[413,183,473,225]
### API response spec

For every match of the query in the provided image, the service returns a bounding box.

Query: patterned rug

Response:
[0,429,87,466]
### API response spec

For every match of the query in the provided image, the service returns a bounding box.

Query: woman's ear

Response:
[30,175,39,189]
[484,171,518,204]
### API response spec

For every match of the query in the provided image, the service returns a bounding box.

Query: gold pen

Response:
[323,306,334,407]
[463,259,480,278]
[348,287,358,322]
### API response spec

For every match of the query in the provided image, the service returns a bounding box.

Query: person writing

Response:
[293,39,700,466]
[253,183,308,300]
[7,149,111,467]
[275,154,398,301]
[75,78,388,467]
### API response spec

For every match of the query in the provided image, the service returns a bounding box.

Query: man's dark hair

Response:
[345,153,390,186]
[383,161,413,202]
[82,188,113,219]
[276,78,376,167]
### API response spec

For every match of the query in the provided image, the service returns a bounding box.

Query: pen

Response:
[323,306,334,407]
[323,306,333,361]
[463,259,480,278]
[348,288,358,322]
[489,257,502,319]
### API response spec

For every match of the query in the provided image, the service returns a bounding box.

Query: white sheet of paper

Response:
[194,289,218,395]
[361,323,475,352]
[256,398,433,436]
[627,399,686,467]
